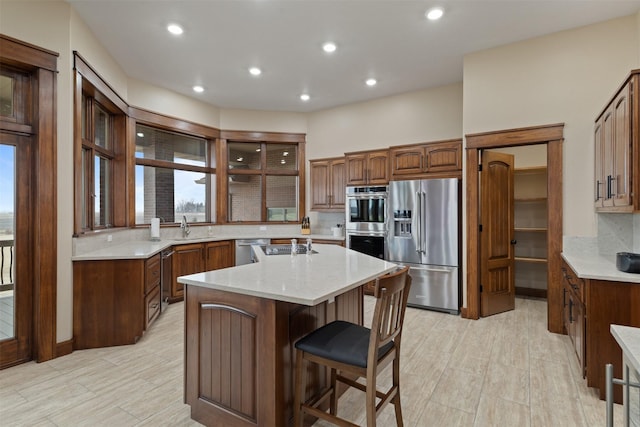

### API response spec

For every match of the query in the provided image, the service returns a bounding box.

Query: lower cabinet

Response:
[73,253,161,349]
[170,241,235,303]
[562,259,640,404]
[562,262,585,375]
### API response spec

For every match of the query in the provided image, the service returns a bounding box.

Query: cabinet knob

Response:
[510,239,517,245]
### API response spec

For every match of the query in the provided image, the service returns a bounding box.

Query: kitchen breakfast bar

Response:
[178,244,397,427]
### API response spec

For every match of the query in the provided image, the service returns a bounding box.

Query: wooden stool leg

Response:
[293,349,306,427]
[393,357,404,427]
[330,368,338,415]
[366,372,377,427]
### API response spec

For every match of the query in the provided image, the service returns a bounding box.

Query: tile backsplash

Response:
[596,213,640,259]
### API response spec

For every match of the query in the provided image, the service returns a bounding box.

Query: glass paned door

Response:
[0,143,15,340]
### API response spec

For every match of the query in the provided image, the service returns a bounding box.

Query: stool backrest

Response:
[368,266,412,364]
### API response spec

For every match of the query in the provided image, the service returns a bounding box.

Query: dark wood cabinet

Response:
[562,259,640,404]
[561,261,585,376]
[389,139,462,179]
[73,253,162,349]
[594,71,638,212]
[345,149,389,185]
[170,241,235,303]
[171,243,205,303]
[310,157,345,211]
[205,240,235,271]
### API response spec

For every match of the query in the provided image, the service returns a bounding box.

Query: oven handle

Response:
[346,193,388,199]
[346,230,387,237]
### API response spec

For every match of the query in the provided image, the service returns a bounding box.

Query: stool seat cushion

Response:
[295,320,394,368]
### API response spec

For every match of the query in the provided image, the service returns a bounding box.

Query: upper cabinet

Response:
[345,149,389,185]
[389,139,462,180]
[310,157,346,211]
[594,70,639,212]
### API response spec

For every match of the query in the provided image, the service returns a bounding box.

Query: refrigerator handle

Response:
[421,191,427,254]
[415,191,421,253]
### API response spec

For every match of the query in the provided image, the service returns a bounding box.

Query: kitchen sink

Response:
[261,244,317,255]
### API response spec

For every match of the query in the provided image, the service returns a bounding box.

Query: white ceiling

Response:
[68,0,640,113]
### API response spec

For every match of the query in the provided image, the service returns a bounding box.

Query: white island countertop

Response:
[178,244,398,306]
[611,325,640,374]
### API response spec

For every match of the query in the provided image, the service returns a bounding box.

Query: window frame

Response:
[221,130,306,223]
[73,53,127,235]
[128,107,220,226]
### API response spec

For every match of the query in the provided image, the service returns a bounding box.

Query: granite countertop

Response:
[72,233,344,261]
[611,325,640,374]
[178,244,397,306]
[561,251,640,284]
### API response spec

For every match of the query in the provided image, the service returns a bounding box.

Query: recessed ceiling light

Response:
[300,93,310,101]
[366,78,377,87]
[137,132,144,138]
[192,85,204,93]
[426,7,444,21]
[322,42,337,53]
[249,67,262,76]
[167,24,184,35]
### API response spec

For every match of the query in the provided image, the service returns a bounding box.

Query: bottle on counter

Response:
[291,238,298,256]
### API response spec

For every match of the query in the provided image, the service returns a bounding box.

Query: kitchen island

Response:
[178,244,397,427]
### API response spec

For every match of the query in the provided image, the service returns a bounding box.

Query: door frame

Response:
[0,35,58,364]
[464,123,564,333]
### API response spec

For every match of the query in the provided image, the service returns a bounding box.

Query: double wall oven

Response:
[345,185,388,259]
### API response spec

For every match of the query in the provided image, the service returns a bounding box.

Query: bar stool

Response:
[293,266,412,427]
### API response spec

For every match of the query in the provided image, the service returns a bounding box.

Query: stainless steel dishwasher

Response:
[235,239,270,265]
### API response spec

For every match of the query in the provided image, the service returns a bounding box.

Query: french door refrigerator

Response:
[386,178,460,313]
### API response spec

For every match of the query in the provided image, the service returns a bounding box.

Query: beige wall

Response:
[128,77,222,128]
[220,108,307,134]
[306,83,464,160]
[463,14,639,238]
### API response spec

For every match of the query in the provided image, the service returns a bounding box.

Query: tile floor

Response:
[0,297,623,426]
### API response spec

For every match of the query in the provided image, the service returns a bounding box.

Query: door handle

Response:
[415,191,421,253]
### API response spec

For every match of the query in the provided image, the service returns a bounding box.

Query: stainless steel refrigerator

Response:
[386,178,460,313]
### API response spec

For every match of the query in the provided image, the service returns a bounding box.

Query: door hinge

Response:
[479,224,483,232]
[480,285,483,293]
[478,164,483,172]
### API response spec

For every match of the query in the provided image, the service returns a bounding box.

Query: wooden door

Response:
[367,150,389,184]
[309,160,330,210]
[172,243,204,301]
[612,83,631,207]
[205,241,234,271]
[329,159,346,208]
[480,151,515,317]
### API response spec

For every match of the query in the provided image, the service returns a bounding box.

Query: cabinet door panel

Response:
[425,142,462,172]
[367,151,389,184]
[206,241,234,271]
[594,117,605,208]
[330,159,346,208]
[390,147,424,176]
[310,160,330,210]
[173,244,204,301]
[612,84,631,207]
[602,107,615,207]
[345,154,368,185]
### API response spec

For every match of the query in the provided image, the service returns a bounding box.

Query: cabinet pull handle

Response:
[609,176,617,197]
[569,300,573,323]
[595,180,603,201]
[606,175,612,199]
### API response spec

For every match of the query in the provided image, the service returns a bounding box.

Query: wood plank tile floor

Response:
[0,297,623,426]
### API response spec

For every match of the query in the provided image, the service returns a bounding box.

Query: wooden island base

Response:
[185,284,363,427]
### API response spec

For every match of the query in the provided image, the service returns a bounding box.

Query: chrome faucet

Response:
[180,215,191,238]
